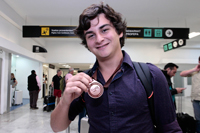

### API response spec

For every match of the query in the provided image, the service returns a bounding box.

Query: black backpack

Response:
[132,62,155,126]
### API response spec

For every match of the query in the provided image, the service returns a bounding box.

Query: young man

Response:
[51,69,62,104]
[162,63,185,109]
[180,57,200,133]
[51,3,182,133]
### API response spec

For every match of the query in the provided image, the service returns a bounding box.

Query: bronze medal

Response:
[88,80,104,98]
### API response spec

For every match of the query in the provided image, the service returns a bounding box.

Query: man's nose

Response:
[95,33,104,44]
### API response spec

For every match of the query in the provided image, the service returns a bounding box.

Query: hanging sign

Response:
[23,26,77,37]
[163,39,186,52]
[23,26,189,39]
[126,27,189,39]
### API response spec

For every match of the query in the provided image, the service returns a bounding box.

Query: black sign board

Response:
[23,26,77,37]
[23,26,189,39]
[49,64,55,69]
[126,27,189,39]
[32,45,47,53]
[163,39,186,52]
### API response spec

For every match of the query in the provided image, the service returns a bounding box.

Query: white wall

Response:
[15,56,43,98]
[0,50,10,114]
[0,50,2,58]
[45,39,96,64]
[11,54,17,77]
[0,0,46,63]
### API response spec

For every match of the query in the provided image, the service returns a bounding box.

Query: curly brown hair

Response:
[74,3,127,49]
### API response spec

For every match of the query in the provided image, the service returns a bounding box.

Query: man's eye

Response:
[102,29,108,33]
[87,34,94,39]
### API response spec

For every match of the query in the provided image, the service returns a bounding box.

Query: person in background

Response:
[50,3,182,132]
[162,63,185,109]
[52,70,62,104]
[43,74,46,98]
[180,56,200,133]
[45,75,48,89]
[10,73,18,105]
[11,73,18,88]
[27,70,41,109]
[43,74,46,84]
[65,68,74,82]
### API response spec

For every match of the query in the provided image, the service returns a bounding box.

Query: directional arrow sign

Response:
[163,39,186,52]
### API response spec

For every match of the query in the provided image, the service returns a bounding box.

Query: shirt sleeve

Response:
[68,95,85,121]
[36,75,41,90]
[52,76,55,82]
[65,74,68,81]
[65,73,73,81]
[147,63,182,133]
[170,89,178,95]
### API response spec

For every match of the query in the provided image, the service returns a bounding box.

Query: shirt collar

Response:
[121,50,134,70]
[91,50,134,74]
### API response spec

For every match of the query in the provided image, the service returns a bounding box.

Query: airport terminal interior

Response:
[0,0,200,133]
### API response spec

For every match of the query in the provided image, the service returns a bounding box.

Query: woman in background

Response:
[10,73,18,106]
[11,73,18,88]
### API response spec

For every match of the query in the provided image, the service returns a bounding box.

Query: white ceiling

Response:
[4,0,200,69]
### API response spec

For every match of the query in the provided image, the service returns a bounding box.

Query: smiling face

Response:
[84,13,123,61]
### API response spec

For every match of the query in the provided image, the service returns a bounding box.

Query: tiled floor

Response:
[0,96,195,133]
[0,98,79,133]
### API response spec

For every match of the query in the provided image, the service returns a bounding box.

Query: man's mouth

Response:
[96,43,108,49]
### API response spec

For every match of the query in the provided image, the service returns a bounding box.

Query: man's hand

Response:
[61,72,92,106]
[194,64,200,72]
[176,87,186,93]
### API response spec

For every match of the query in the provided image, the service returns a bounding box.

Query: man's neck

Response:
[98,51,123,81]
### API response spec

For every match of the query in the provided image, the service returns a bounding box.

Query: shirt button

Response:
[109,92,113,95]
[111,112,114,116]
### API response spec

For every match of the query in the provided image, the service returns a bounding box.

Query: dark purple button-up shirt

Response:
[69,51,182,133]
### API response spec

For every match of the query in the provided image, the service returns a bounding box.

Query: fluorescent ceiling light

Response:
[63,65,70,68]
[189,32,200,38]
[43,65,48,68]
[16,55,19,57]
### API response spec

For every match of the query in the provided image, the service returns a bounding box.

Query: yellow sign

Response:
[41,27,49,36]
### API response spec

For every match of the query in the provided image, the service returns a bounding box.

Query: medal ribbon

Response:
[92,58,123,88]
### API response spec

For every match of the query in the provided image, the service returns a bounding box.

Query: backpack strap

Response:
[132,62,156,126]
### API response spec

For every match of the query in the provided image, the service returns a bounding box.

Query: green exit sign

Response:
[163,39,186,52]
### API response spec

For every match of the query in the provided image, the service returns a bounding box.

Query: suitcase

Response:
[176,96,196,133]
[43,85,55,112]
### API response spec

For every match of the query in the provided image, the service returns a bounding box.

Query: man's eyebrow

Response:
[99,24,111,29]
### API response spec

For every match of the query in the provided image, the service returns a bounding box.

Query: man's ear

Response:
[119,32,123,38]
[166,68,170,72]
